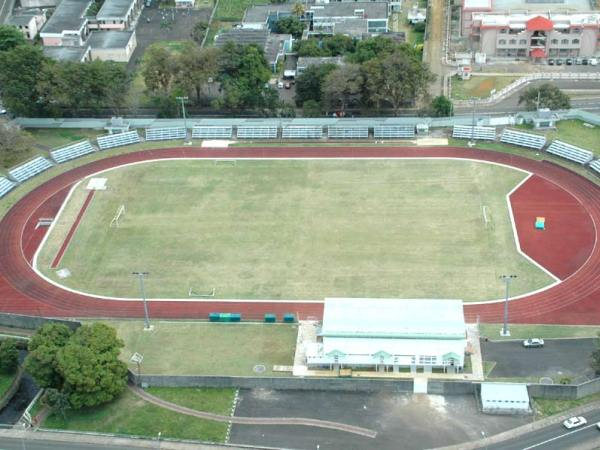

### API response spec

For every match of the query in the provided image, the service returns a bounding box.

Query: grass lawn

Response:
[451,76,520,100]
[100,320,297,376]
[26,128,103,150]
[0,371,17,399]
[37,159,553,300]
[480,324,600,340]
[533,392,600,418]
[544,120,600,156]
[147,387,235,413]
[213,0,269,22]
[43,388,231,442]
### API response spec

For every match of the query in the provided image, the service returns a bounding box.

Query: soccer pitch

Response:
[36,159,554,301]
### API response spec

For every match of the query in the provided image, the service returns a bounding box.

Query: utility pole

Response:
[176,96,190,144]
[499,274,517,336]
[469,97,476,147]
[132,272,151,330]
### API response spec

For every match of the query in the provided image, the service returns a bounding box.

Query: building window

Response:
[551,39,558,45]
[572,39,580,44]
[419,355,437,365]
[561,39,569,44]
[499,39,506,45]
[509,39,516,45]
[519,39,526,45]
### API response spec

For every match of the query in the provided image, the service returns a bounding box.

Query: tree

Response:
[430,95,454,117]
[302,99,322,117]
[347,36,397,64]
[100,61,132,115]
[295,39,330,57]
[273,16,304,38]
[191,21,208,44]
[292,2,305,16]
[0,44,47,116]
[141,44,175,94]
[322,64,364,113]
[173,43,219,104]
[25,323,72,389]
[294,63,337,106]
[363,46,435,114]
[43,388,71,420]
[518,83,571,111]
[0,339,19,373]
[0,25,27,52]
[57,323,127,409]
[323,34,355,56]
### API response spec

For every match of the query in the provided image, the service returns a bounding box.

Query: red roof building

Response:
[526,16,554,31]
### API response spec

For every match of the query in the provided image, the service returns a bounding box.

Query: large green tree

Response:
[430,95,454,117]
[0,25,26,52]
[363,46,435,114]
[25,323,72,389]
[518,83,571,111]
[0,339,19,373]
[273,16,304,38]
[294,63,337,107]
[322,63,364,112]
[348,36,397,64]
[174,43,219,104]
[0,44,46,116]
[142,44,175,94]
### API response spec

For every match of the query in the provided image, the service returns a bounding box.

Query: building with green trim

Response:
[305,298,467,373]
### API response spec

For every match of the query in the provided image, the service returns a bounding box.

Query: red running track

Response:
[0,146,599,324]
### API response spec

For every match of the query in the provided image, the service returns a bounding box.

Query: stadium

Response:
[1,142,599,325]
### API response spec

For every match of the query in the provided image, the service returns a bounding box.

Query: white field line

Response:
[30,156,564,304]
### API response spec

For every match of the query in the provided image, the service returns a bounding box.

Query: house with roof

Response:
[242,3,296,30]
[89,0,143,31]
[305,298,467,373]
[88,30,137,61]
[307,2,389,38]
[7,9,47,40]
[40,0,92,46]
[43,44,91,61]
[214,29,293,72]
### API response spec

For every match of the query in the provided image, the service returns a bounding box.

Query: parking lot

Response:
[230,389,529,450]
[482,338,597,382]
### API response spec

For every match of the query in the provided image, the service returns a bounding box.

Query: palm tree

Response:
[292,2,305,17]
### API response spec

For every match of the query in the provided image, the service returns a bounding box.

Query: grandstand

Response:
[0,177,17,199]
[328,126,369,139]
[50,140,96,163]
[282,126,324,139]
[590,159,600,175]
[145,127,187,141]
[97,131,141,150]
[191,126,233,139]
[8,157,53,183]
[237,126,278,139]
[500,129,546,150]
[546,140,594,165]
[374,126,415,139]
[452,125,496,141]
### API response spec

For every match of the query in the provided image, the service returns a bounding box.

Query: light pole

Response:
[157,431,162,450]
[468,97,476,147]
[500,274,517,336]
[132,272,151,330]
[176,96,190,143]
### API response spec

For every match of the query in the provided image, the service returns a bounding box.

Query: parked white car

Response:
[563,416,587,429]
[523,338,544,348]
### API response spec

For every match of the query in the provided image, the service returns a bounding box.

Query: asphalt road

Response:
[485,409,600,450]
[0,437,143,450]
[482,338,597,381]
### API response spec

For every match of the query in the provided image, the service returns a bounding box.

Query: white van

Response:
[589,58,598,66]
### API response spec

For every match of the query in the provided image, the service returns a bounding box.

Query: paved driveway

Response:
[482,338,597,382]
[230,389,528,450]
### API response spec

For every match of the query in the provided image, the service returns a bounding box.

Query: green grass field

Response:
[213,0,269,21]
[544,120,600,156]
[103,320,297,376]
[451,76,520,100]
[0,371,16,399]
[43,387,233,442]
[37,159,553,301]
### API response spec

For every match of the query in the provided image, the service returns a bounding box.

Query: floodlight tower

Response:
[176,96,190,144]
[132,271,151,330]
[499,274,517,337]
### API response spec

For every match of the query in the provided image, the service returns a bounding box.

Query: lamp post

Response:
[132,272,151,330]
[499,274,517,336]
[469,97,476,147]
[176,96,189,144]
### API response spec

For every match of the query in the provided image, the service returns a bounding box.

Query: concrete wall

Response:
[529,383,579,400]
[0,313,81,332]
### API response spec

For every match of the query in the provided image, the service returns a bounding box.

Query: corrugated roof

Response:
[481,383,529,403]
[321,298,466,339]
[41,0,91,34]
[96,0,136,20]
[43,45,90,61]
[88,30,134,48]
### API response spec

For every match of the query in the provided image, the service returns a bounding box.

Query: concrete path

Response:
[129,385,377,438]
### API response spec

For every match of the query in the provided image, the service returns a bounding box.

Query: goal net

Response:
[110,204,125,228]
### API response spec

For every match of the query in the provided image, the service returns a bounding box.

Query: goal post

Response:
[110,204,125,228]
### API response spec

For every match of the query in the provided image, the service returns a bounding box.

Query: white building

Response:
[306,298,467,373]
[481,383,530,414]
[7,9,47,40]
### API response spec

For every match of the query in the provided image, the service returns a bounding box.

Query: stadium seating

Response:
[373,126,415,139]
[327,126,369,139]
[97,131,141,150]
[145,127,187,141]
[282,126,324,139]
[8,157,53,183]
[237,126,278,139]
[452,125,496,141]
[546,140,594,164]
[191,126,233,139]
[500,129,546,150]
[50,140,95,163]
[0,176,17,198]
[589,159,600,175]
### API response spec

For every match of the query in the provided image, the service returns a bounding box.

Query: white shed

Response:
[481,383,530,414]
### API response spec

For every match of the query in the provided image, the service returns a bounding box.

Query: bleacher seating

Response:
[588,159,600,175]
[97,131,141,150]
[546,140,594,164]
[8,157,53,183]
[50,140,95,163]
[282,126,323,139]
[373,126,415,139]
[237,126,278,139]
[0,177,17,198]
[327,126,369,139]
[500,129,546,150]
[452,125,496,141]
[191,126,233,139]
[145,127,187,141]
